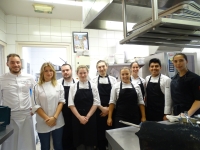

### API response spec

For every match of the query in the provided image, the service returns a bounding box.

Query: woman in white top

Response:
[68,65,100,150]
[107,67,146,128]
[130,61,146,99]
[32,62,65,150]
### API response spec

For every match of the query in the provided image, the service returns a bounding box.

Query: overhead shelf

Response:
[120,18,200,48]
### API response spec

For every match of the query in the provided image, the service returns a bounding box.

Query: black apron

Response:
[171,73,200,116]
[96,76,112,149]
[131,77,145,99]
[146,74,165,121]
[61,79,76,150]
[115,82,140,128]
[72,81,97,147]
[138,77,145,99]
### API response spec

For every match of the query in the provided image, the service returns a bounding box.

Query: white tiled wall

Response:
[0,9,6,43]
[1,12,124,77]
[0,45,3,75]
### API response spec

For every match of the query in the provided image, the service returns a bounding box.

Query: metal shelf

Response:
[120,18,200,48]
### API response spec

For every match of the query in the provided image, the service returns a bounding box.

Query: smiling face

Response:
[149,63,161,77]
[77,68,88,82]
[120,68,131,83]
[173,55,188,72]
[131,62,140,76]
[97,62,108,77]
[7,56,22,75]
[43,66,54,82]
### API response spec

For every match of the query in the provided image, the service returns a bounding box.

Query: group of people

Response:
[0,52,200,150]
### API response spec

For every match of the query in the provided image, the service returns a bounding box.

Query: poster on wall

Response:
[72,32,89,53]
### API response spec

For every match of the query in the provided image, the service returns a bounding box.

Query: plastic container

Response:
[115,53,125,64]
[107,55,115,65]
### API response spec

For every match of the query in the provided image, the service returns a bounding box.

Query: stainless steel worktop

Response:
[0,128,13,145]
[106,121,173,150]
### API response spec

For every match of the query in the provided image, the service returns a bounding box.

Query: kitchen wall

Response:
[1,9,126,77]
[0,8,6,43]
[0,45,3,75]
[22,47,67,80]
[182,48,200,75]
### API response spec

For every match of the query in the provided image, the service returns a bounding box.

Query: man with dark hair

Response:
[0,53,36,150]
[145,58,172,121]
[57,64,77,150]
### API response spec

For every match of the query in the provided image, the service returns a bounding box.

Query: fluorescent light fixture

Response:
[34,0,82,6]
[105,21,136,31]
[33,3,54,14]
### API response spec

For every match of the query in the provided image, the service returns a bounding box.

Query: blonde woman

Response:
[68,65,100,150]
[107,67,146,128]
[32,62,65,150]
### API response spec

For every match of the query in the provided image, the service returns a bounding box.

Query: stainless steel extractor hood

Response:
[83,0,200,48]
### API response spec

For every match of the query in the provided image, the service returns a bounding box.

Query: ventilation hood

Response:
[83,0,200,49]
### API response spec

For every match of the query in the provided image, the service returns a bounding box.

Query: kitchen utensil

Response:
[119,120,140,128]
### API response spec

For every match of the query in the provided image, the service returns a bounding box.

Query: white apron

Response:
[1,109,36,150]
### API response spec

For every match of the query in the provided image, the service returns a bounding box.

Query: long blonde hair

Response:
[38,62,57,86]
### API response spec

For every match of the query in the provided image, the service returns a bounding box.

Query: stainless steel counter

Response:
[106,121,173,150]
[106,126,140,150]
[0,128,13,144]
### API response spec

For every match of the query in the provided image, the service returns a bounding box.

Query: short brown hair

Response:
[7,53,20,62]
[38,62,57,86]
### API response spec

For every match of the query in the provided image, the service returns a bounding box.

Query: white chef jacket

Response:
[109,82,145,105]
[145,74,172,114]
[131,76,146,87]
[68,81,101,106]
[32,81,65,133]
[91,75,117,87]
[57,78,78,86]
[0,72,35,111]
[0,72,36,150]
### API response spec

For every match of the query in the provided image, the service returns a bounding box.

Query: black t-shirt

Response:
[171,71,200,106]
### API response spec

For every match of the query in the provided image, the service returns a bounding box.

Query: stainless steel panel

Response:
[120,18,200,48]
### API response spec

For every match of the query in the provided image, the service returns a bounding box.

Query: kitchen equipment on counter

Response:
[115,53,125,64]
[0,106,11,131]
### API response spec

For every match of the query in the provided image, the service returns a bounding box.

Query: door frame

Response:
[0,40,7,74]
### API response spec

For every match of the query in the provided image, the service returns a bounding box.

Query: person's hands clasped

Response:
[100,107,109,117]
[45,117,57,127]
[79,116,88,125]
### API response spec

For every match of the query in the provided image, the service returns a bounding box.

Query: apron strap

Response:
[77,81,91,90]
[120,82,133,90]
[148,74,161,84]
[62,78,75,86]
[98,75,111,86]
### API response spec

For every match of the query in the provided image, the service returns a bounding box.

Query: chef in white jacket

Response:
[145,58,172,121]
[32,62,65,150]
[0,53,36,150]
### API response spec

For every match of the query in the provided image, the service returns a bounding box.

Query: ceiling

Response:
[0,0,82,21]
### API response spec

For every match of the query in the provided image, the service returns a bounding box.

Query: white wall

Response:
[3,14,125,77]
[182,48,200,75]
[0,45,3,75]
[28,47,66,78]
[0,8,6,43]
[22,47,32,74]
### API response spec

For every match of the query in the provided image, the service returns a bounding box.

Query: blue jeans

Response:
[38,127,63,150]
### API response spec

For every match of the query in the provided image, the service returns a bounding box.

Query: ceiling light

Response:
[33,4,54,14]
